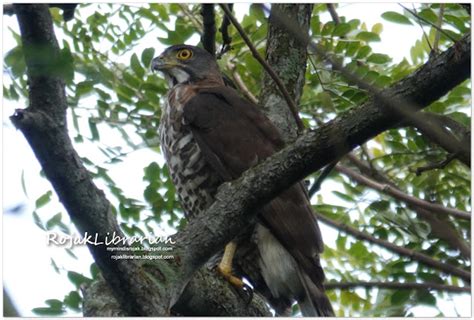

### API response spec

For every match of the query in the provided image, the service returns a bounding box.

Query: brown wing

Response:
[183,86,326,286]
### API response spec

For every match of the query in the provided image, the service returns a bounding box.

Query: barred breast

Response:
[159,85,222,219]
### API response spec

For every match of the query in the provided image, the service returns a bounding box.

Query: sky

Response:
[2,2,471,317]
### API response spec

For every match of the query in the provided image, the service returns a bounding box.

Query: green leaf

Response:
[144,162,161,181]
[390,290,412,305]
[67,271,92,288]
[372,23,384,34]
[333,23,351,37]
[46,212,62,230]
[131,53,145,78]
[32,307,64,316]
[356,45,372,59]
[63,291,81,311]
[367,53,391,64]
[88,118,100,141]
[32,211,46,231]
[417,8,438,25]
[416,290,437,306]
[356,31,381,42]
[141,47,155,68]
[332,191,354,202]
[35,191,53,209]
[382,11,413,25]
[21,170,28,197]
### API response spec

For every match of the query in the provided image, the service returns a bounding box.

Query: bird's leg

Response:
[217,241,244,288]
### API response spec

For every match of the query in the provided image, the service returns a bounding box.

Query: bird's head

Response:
[151,44,222,88]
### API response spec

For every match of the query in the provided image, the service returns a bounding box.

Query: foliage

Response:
[3,3,471,317]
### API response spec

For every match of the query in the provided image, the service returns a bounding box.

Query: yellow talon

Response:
[217,241,244,288]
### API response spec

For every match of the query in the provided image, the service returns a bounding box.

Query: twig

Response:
[326,4,340,25]
[432,4,445,55]
[178,4,203,35]
[316,213,471,282]
[308,160,338,197]
[336,164,470,220]
[414,153,457,175]
[218,3,233,58]
[325,281,470,293]
[219,4,305,132]
[201,4,216,56]
[399,4,457,42]
[402,112,470,166]
[411,4,434,55]
[226,61,258,104]
[345,153,471,260]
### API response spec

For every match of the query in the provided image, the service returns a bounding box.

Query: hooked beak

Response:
[151,55,178,72]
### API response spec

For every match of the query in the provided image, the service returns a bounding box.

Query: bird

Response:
[152,44,334,317]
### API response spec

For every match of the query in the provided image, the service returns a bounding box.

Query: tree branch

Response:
[83,269,271,316]
[345,153,471,260]
[259,4,313,140]
[402,111,471,167]
[201,4,216,56]
[317,214,470,282]
[173,32,470,285]
[218,3,233,58]
[11,4,166,315]
[325,281,470,293]
[400,4,456,42]
[11,4,268,317]
[327,4,341,25]
[262,4,471,167]
[226,61,258,104]
[219,4,305,134]
[336,164,470,220]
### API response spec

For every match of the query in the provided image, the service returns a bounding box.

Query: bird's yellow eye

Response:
[176,49,193,60]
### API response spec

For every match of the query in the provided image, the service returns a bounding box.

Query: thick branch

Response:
[260,4,313,140]
[336,165,470,220]
[175,34,471,284]
[83,268,270,317]
[325,281,470,293]
[264,5,470,167]
[12,4,166,315]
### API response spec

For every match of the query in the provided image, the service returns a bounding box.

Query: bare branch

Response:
[325,281,470,293]
[336,164,470,220]
[317,214,471,282]
[219,4,305,133]
[414,153,457,175]
[226,61,258,104]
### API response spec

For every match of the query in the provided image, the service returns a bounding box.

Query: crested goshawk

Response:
[152,44,333,317]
